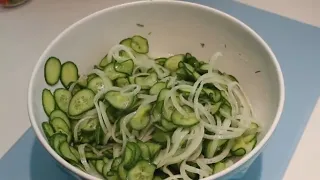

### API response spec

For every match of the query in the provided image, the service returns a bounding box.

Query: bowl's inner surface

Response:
[30,1,282,177]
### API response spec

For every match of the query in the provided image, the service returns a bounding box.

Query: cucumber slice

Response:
[243,123,259,143]
[131,35,149,54]
[123,142,142,169]
[60,141,79,163]
[145,142,161,160]
[183,62,195,73]
[157,88,170,101]
[202,88,214,97]
[95,159,105,174]
[223,99,232,108]
[183,63,198,81]
[95,125,103,145]
[118,163,128,180]
[99,54,109,68]
[102,162,109,178]
[210,102,222,115]
[183,53,200,68]
[219,104,232,118]
[249,122,259,129]
[116,77,130,87]
[50,117,71,142]
[218,139,228,147]
[128,76,135,84]
[44,57,61,86]
[50,117,70,134]
[203,140,226,158]
[137,141,150,161]
[68,89,95,116]
[243,134,256,144]
[192,71,201,80]
[184,162,199,179]
[164,54,184,72]
[232,148,245,157]
[221,91,228,101]
[70,146,80,161]
[132,115,150,131]
[103,157,110,164]
[114,59,134,75]
[85,151,104,160]
[161,118,177,131]
[60,61,79,88]
[135,73,158,89]
[50,109,70,128]
[198,63,210,74]
[224,73,239,83]
[54,88,72,113]
[50,133,67,155]
[123,143,136,169]
[94,65,103,70]
[89,160,96,168]
[212,89,221,103]
[120,38,132,58]
[245,138,257,153]
[176,68,188,80]
[151,129,167,145]
[104,62,127,80]
[139,89,149,94]
[212,162,226,174]
[133,143,142,165]
[100,147,113,159]
[111,157,122,171]
[120,38,132,48]
[105,91,134,110]
[130,104,152,130]
[203,140,217,158]
[42,122,54,139]
[155,57,167,66]
[154,123,168,132]
[178,87,193,95]
[171,108,199,127]
[42,89,56,116]
[125,98,142,112]
[106,105,118,123]
[162,100,174,121]
[79,133,95,144]
[105,171,120,180]
[87,73,98,82]
[79,118,98,132]
[87,76,104,94]
[127,160,156,180]
[70,162,85,171]
[71,84,82,95]
[149,82,166,95]
[231,137,257,156]
[152,100,163,121]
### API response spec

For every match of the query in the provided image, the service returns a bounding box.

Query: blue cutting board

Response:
[1,0,320,179]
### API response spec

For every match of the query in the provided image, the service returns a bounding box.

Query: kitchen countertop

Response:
[0,0,319,179]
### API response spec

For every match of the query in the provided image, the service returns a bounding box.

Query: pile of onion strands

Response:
[41,35,260,180]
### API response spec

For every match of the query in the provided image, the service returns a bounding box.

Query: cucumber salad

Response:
[41,35,260,180]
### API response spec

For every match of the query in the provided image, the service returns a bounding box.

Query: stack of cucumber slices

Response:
[41,35,260,180]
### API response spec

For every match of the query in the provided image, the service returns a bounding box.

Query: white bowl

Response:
[28,1,285,180]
